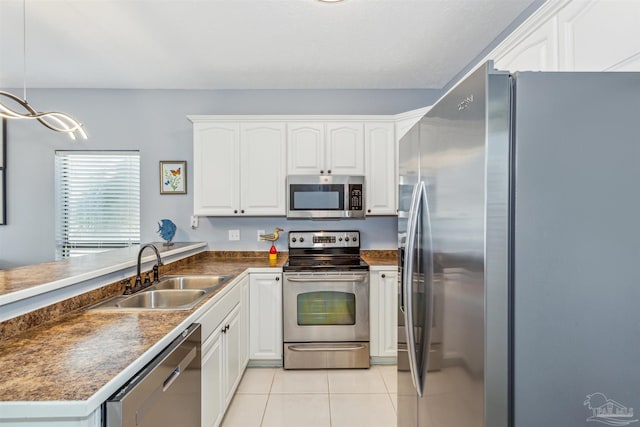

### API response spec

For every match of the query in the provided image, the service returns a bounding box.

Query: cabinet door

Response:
[287,123,325,174]
[240,123,287,215]
[370,269,398,358]
[494,17,559,72]
[365,123,396,215]
[557,0,640,71]
[249,273,283,360]
[378,270,398,358]
[238,276,250,370]
[193,122,240,215]
[325,122,364,175]
[202,328,224,427]
[223,305,242,407]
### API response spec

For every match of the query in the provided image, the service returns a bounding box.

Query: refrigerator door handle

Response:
[403,181,424,396]
[420,183,435,397]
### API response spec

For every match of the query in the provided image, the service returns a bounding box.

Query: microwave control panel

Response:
[349,184,363,210]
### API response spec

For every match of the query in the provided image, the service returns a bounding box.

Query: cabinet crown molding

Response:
[188,114,401,123]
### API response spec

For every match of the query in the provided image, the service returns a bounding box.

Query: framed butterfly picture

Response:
[160,161,187,194]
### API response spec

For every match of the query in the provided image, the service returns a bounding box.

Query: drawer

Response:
[199,282,241,340]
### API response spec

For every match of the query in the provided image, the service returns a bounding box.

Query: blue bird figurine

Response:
[157,219,177,246]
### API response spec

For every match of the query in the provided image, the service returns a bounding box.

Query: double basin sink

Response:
[90,275,232,310]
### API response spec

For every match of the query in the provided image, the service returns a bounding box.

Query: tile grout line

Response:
[326,370,333,427]
[259,369,277,427]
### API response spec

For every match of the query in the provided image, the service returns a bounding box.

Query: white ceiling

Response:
[0,0,540,90]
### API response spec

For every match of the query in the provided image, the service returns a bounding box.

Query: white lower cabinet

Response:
[200,277,249,427]
[249,273,283,363]
[202,325,224,427]
[370,269,398,360]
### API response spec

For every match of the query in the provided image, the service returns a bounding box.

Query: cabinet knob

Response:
[234,210,238,214]
[328,170,331,174]
[226,324,230,331]
[320,170,324,174]
[221,327,226,333]
[241,210,245,214]
[381,274,386,278]
[275,277,280,281]
[367,209,371,213]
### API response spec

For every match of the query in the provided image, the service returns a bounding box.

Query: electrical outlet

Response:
[190,215,199,229]
[257,230,265,242]
[228,230,240,241]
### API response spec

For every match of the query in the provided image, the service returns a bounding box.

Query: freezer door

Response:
[512,72,640,427]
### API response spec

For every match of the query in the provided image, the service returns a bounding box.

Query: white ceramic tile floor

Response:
[221,365,397,427]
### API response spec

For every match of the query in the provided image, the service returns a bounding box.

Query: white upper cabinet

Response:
[288,122,364,175]
[325,122,364,175]
[557,0,640,71]
[240,123,287,215]
[492,0,640,73]
[365,122,396,215]
[494,17,559,71]
[192,116,406,217]
[193,122,240,216]
[287,123,324,174]
[193,120,286,216]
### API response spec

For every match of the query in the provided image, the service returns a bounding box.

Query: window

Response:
[55,151,140,258]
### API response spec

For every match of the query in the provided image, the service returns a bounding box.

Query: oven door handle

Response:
[285,276,367,283]
[288,344,367,352]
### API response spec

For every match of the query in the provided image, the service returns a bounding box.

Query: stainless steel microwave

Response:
[286,175,365,219]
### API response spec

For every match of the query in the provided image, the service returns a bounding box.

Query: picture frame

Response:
[160,161,186,194]
[0,118,5,225]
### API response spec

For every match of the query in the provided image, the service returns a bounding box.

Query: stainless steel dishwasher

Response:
[105,323,201,427]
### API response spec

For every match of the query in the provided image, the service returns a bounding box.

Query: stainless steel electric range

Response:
[282,230,370,369]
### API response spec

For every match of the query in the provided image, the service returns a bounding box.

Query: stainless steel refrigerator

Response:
[398,61,640,427]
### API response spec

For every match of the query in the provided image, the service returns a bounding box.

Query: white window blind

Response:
[55,151,140,258]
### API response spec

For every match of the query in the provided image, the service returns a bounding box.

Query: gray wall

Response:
[0,88,438,268]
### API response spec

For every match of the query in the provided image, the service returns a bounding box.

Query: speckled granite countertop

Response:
[0,254,286,406]
[0,242,206,306]
[0,249,395,416]
[361,250,398,267]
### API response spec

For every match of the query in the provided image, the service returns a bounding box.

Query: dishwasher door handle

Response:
[163,344,197,391]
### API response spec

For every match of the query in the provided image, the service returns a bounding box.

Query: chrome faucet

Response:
[130,244,164,293]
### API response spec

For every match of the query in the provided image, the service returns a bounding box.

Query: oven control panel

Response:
[288,230,360,249]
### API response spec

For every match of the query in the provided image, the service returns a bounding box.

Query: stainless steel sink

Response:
[89,274,233,311]
[150,275,232,292]
[115,289,206,309]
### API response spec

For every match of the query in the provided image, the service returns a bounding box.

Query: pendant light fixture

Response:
[0,0,87,140]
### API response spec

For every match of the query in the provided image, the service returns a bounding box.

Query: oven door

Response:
[283,272,369,342]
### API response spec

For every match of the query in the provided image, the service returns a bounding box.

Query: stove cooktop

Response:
[284,230,368,272]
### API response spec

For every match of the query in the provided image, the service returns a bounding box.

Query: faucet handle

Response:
[122,279,134,295]
[143,272,151,286]
[152,264,160,282]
